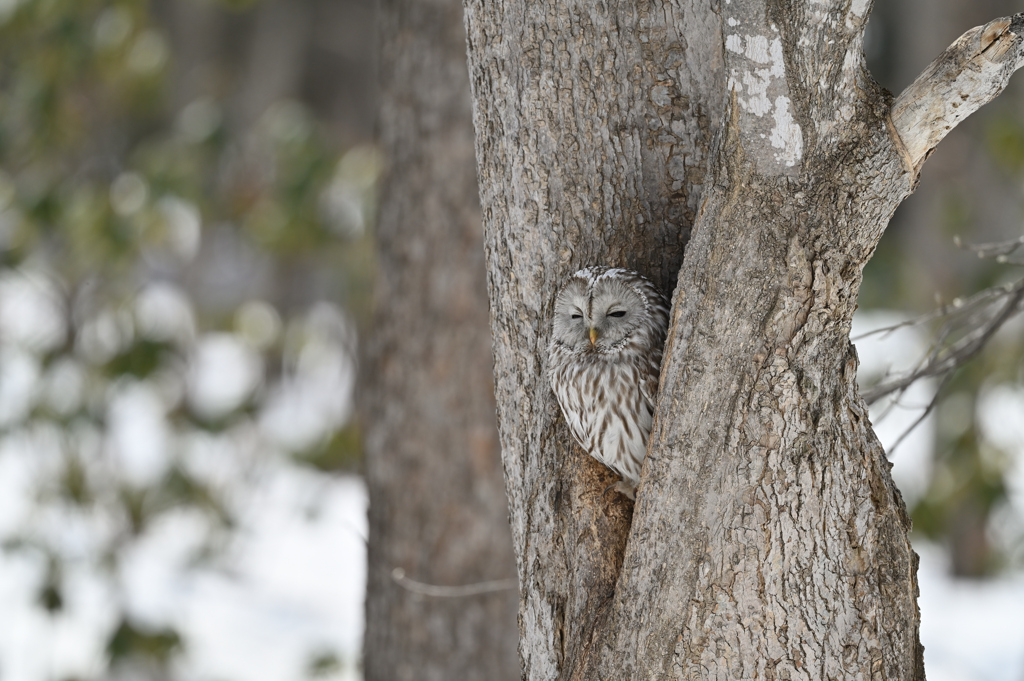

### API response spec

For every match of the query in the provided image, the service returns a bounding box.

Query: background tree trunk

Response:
[361,0,519,677]
[463,0,1024,677]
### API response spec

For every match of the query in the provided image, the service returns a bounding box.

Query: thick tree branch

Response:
[891,13,1024,174]
[390,568,519,597]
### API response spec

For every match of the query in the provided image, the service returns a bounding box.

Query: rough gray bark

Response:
[361,0,519,677]
[463,0,1024,678]
[463,2,723,675]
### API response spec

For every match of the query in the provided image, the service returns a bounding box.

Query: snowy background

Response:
[2,0,1023,679]
[0,307,1021,681]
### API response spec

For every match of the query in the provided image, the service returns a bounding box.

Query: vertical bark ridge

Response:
[589,11,929,670]
[589,116,924,676]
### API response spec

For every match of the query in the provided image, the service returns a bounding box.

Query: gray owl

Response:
[547,266,670,499]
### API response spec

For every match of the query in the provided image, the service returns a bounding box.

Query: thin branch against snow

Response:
[883,373,954,458]
[859,234,1024,406]
[891,14,1024,175]
[959,233,1024,262]
[860,279,1024,404]
[857,233,1024,454]
[851,285,1012,344]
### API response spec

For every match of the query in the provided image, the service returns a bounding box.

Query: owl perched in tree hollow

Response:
[547,266,670,499]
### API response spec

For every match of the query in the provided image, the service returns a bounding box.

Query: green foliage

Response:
[38,556,64,612]
[986,114,1024,175]
[296,423,362,473]
[106,618,183,663]
[104,338,172,378]
[306,650,343,678]
[0,0,374,677]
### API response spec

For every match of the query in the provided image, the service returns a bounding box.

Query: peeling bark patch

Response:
[770,96,803,166]
[845,0,870,28]
[723,24,803,174]
[849,0,870,17]
[744,35,774,65]
[727,35,787,118]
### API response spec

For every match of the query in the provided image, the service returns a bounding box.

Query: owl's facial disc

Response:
[551,276,645,352]
[588,281,644,349]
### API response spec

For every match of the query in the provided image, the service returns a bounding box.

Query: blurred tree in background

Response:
[0,0,376,677]
[362,0,518,676]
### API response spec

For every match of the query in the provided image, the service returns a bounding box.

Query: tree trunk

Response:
[361,0,519,677]
[462,0,1024,677]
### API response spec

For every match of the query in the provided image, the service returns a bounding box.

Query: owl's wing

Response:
[548,345,595,453]
[638,352,661,417]
[562,403,593,453]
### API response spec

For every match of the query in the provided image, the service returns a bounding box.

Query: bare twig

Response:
[959,233,1024,258]
[856,226,1024,453]
[851,286,1011,343]
[861,280,1024,404]
[390,567,517,597]
[885,373,955,457]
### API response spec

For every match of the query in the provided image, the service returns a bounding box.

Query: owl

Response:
[547,266,670,499]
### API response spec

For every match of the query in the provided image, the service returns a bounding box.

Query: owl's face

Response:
[551,275,648,353]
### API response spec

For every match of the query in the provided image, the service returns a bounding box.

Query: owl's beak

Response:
[589,327,598,346]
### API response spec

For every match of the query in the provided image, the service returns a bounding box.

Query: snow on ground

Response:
[0,468,367,681]
[4,473,1021,681]
[918,542,1024,681]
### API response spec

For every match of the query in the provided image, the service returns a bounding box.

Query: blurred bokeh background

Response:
[0,1,374,679]
[0,0,1021,680]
